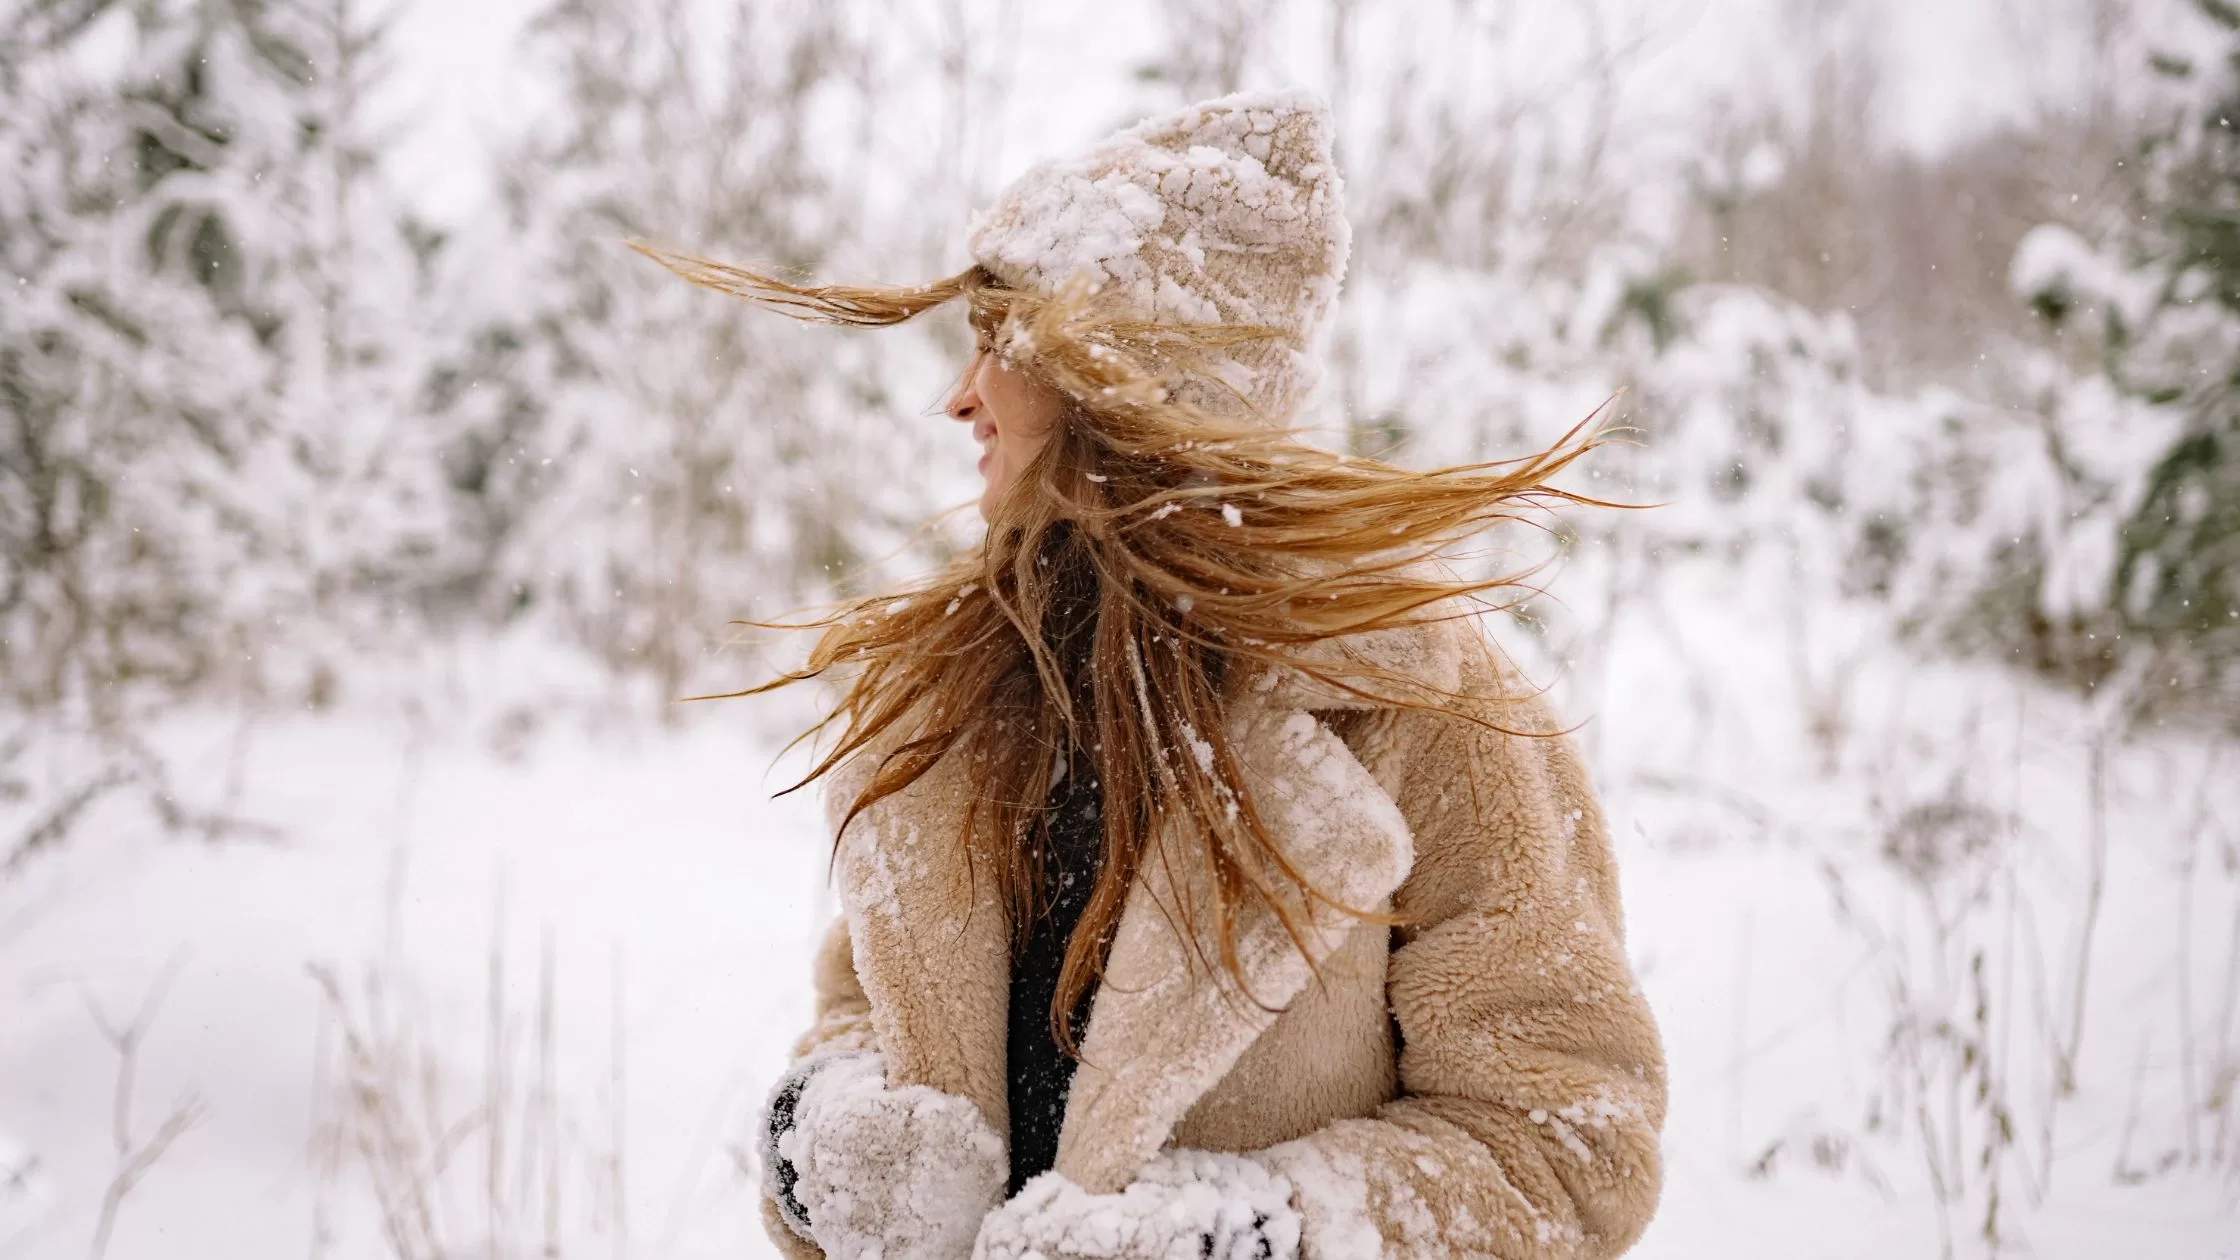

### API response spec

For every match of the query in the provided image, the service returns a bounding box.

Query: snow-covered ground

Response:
[4,591,2233,1259]
[1,674,832,1259]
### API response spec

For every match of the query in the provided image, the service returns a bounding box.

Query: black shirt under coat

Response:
[1005,753,1105,1195]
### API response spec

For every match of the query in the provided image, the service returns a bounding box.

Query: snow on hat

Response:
[966,88,1351,424]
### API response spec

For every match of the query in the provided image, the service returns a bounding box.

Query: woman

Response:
[642,90,1665,1260]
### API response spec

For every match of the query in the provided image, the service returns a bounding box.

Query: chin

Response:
[976,472,1009,522]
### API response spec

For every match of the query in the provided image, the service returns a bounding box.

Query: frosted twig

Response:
[82,955,203,1260]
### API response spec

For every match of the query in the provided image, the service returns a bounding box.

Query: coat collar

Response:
[825,620,1463,1191]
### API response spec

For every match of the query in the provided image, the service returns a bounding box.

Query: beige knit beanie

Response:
[966,89,1351,425]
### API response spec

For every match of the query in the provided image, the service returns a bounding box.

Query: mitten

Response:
[760,1051,1007,1260]
[972,1149,1300,1260]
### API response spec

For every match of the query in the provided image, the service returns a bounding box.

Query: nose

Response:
[944,359,981,423]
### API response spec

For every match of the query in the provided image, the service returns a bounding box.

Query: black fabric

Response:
[1241,1213,1278,1259]
[763,1066,815,1234]
[1008,537,1109,1195]
[1006,759,1106,1195]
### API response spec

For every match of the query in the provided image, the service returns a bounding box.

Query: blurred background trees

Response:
[2110,1,2240,722]
[1,0,444,720]
[5,0,2229,736]
[3,0,2230,931]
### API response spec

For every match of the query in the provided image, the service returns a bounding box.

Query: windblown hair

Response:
[634,240,1612,1052]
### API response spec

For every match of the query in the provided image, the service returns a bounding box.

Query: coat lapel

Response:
[1051,687,1418,1194]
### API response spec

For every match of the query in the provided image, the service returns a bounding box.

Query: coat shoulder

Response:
[1254,605,1562,730]
[1244,606,1497,713]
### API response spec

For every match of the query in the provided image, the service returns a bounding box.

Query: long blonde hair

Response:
[635,242,1610,1051]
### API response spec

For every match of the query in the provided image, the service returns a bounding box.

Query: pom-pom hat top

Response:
[966,89,1351,424]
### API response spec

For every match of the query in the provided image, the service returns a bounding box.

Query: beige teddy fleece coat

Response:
[763,615,1667,1259]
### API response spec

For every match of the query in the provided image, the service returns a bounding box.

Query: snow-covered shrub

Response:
[1979,1,2240,730]
[2101,4,2240,727]
[417,0,979,701]
[0,0,454,722]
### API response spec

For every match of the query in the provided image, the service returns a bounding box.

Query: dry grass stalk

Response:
[81,955,204,1260]
[307,874,633,1259]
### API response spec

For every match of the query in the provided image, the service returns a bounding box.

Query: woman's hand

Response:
[972,1150,1300,1260]
[761,1051,1007,1260]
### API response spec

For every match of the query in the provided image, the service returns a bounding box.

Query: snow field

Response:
[3,590,2233,1257]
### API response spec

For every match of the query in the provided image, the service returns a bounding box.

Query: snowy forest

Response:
[3,0,2238,1256]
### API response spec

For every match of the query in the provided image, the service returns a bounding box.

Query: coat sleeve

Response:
[1255,700,1667,1260]
[792,915,878,1059]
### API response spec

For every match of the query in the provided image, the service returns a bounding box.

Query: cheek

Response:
[1001,420,1046,468]
[985,366,1061,468]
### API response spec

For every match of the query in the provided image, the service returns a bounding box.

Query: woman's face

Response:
[944,346,1066,520]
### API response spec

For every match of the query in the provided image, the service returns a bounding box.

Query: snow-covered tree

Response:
[0,0,444,722]
[2108,0,2240,724]
[422,0,975,702]
[0,0,451,877]
[1995,0,2240,727]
